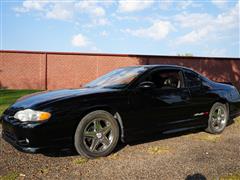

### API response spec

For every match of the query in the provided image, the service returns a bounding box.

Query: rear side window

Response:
[184,70,202,88]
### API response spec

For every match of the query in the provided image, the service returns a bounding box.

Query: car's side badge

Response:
[194,112,209,116]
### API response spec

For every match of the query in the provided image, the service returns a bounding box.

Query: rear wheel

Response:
[74,110,119,158]
[206,102,228,134]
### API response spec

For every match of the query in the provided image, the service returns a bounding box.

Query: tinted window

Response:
[184,70,202,88]
[146,69,184,89]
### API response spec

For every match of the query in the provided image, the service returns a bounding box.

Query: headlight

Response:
[14,109,51,122]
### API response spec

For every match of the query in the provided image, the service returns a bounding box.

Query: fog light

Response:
[25,138,29,144]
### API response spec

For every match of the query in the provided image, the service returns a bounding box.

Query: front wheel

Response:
[74,110,119,158]
[206,102,228,134]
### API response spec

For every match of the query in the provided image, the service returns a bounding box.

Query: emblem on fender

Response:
[194,112,209,116]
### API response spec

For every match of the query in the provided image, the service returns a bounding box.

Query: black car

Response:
[2,65,240,158]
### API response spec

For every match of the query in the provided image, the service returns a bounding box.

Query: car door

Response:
[183,69,215,125]
[127,67,192,136]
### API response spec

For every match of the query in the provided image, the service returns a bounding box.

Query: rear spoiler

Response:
[218,82,233,85]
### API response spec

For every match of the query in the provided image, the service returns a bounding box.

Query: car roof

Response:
[128,64,191,70]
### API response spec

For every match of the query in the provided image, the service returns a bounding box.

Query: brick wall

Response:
[0,52,46,89]
[46,54,141,89]
[0,50,239,90]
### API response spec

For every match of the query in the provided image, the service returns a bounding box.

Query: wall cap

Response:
[1,49,239,60]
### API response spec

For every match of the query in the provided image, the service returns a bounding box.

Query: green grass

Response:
[218,171,240,180]
[72,157,88,165]
[0,89,41,116]
[108,152,120,160]
[147,146,171,154]
[0,172,19,180]
[194,133,221,143]
[235,116,240,124]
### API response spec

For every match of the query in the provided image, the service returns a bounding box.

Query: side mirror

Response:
[138,81,155,89]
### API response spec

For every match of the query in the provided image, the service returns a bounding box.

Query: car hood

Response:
[10,88,119,109]
[213,82,235,90]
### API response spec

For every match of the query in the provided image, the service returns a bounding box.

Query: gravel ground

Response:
[0,118,240,180]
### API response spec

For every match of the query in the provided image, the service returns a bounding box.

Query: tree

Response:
[177,53,193,57]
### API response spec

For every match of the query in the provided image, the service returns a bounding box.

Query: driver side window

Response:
[146,69,184,89]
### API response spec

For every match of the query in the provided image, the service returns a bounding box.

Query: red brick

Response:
[0,50,239,90]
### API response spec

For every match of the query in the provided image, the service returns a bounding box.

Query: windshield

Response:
[84,67,147,89]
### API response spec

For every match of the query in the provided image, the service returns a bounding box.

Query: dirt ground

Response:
[1,117,240,180]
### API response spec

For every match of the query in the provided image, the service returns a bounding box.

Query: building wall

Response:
[46,54,141,89]
[0,50,239,90]
[148,57,240,88]
[0,52,46,89]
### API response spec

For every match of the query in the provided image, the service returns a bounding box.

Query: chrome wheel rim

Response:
[211,106,227,130]
[83,118,113,153]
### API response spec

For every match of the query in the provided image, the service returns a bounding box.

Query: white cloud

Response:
[100,30,108,37]
[216,1,239,28]
[14,1,74,21]
[74,1,109,26]
[124,20,173,40]
[175,12,213,28]
[71,34,90,47]
[177,0,202,10]
[112,13,139,21]
[83,18,109,28]
[14,0,49,12]
[208,48,227,57]
[118,0,154,12]
[101,1,116,7]
[46,3,73,20]
[175,1,239,44]
[14,1,108,26]
[75,1,105,17]
[176,26,213,44]
[211,0,228,8]
[159,0,173,10]
[177,0,193,9]
[92,7,105,16]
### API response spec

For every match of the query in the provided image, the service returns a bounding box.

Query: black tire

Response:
[74,110,119,158]
[206,102,229,134]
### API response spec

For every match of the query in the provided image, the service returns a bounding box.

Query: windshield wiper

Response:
[102,84,126,89]
[84,85,97,88]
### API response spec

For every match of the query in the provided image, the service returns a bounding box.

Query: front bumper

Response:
[2,132,42,153]
[1,114,72,153]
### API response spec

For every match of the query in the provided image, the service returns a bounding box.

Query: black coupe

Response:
[2,65,240,158]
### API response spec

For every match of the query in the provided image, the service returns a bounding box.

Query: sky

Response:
[1,0,240,57]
